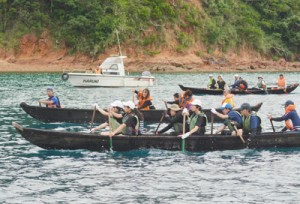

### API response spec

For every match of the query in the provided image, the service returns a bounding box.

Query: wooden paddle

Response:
[155,112,165,133]
[163,101,168,109]
[233,125,245,143]
[108,108,113,150]
[181,114,186,152]
[90,106,96,131]
[270,119,275,132]
[210,113,214,134]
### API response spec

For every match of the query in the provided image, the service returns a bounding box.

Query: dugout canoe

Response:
[13,122,300,152]
[20,102,262,124]
[179,83,299,95]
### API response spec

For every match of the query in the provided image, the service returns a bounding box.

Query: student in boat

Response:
[221,89,234,108]
[107,101,142,137]
[179,99,207,138]
[240,103,262,140]
[179,89,194,110]
[38,87,61,108]
[91,101,124,134]
[156,104,186,134]
[256,75,267,90]
[268,100,300,132]
[217,75,226,90]
[165,93,180,105]
[208,74,217,89]
[231,74,240,89]
[238,77,248,90]
[133,88,155,110]
[211,103,243,136]
[277,74,286,89]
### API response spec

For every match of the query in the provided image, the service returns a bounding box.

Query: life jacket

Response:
[242,112,262,133]
[109,116,122,133]
[257,80,266,89]
[278,77,286,87]
[239,83,246,90]
[285,104,296,130]
[225,111,242,132]
[188,112,207,135]
[121,113,140,135]
[179,96,194,110]
[46,96,61,108]
[221,94,234,108]
[137,91,153,110]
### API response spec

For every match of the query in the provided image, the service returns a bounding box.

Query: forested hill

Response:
[0,0,299,61]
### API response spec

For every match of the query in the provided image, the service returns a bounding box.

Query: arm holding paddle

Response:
[211,108,229,120]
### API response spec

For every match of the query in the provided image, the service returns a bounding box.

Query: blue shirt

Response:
[272,110,300,127]
[250,116,260,129]
[224,110,242,126]
[48,96,60,107]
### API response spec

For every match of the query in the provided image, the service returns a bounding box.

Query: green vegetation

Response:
[0,0,299,60]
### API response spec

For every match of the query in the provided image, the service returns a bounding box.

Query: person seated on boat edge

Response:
[240,103,262,141]
[38,87,61,108]
[230,74,240,89]
[221,89,234,108]
[165,93,180,105]
[179,89,194,110]
[179,99,207,139]
[156,104,187,135]
[211,103,243,136]
[91,101,124,134]
[95,67,102,74]
[277,74,286,89]
[105,101,143,137]
[217,75,226,90]
[268,100,300,132]
[133,88,155,110]
[208,74,217,89]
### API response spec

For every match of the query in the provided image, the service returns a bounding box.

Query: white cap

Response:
[209,74,213,77]
[191,99,202,106]
[234,74,239,77]
[110,100,124,109]
[123,101,135,109]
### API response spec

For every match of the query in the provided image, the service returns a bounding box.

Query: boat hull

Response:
[20,102,262,124]
[13,123,300,152]
[67,73,155,87]
[179,84,299,95]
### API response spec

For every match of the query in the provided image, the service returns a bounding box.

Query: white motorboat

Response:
[61,55,155,87]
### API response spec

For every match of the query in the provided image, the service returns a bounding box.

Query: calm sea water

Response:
[1,72,300,203]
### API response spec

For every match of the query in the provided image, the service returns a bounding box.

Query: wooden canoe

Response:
[13,122,300,152]
[179,83,299,95]
[20,102,263,124]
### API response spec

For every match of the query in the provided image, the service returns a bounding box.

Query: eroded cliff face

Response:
[0,32,300,73]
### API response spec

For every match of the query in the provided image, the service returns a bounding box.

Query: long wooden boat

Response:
[13,122,300,152]
[20,102,262,124]
[179,83,299,95]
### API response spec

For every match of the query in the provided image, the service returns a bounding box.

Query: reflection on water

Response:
[1,72,300,203]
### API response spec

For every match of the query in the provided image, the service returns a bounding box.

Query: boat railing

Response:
[63,69,94,74]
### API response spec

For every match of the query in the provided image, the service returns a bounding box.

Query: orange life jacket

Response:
[137,91,153,110]
[285,104,296,130]
[239,84,245,90]
[278,77,286,87]
[95,68,101,74]
[179,96,195,110]
[221,94,234,108]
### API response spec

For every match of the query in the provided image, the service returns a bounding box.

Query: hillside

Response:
[0,0,300,72]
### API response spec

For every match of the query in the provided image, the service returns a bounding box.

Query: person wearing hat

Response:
[277,74,286,89]
[38,87,61,108]
[217,75,226,90]
[256,75,267,91]
[208,74,217,89]
[107,101,142,137]
[91,101,124,134]
[268,100,300,132]
[179,99,207,139]
[240,103,262,140]
[211,103,242,136]
[156,104,186,134]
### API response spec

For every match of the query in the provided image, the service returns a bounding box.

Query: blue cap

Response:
[285,100,294,107]
[47,87,54,91]
[220,103,232,110]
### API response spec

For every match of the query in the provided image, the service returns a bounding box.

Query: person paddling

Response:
[268,100,300,132]
[106,101,142,137]
[217,75,226,90]
[179,99,207,139]
[240,103,262,141]
[91,101,124,134]
[211,103,242,136]
[156,104,186,134]
[165,93,180,105]
[38,87,61,108]
[133,88,155,110]
[208,74,217,89]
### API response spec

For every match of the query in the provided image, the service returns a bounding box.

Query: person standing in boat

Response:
[239,103,262,141]
[156,104,187,135]
[179,89,195,110]
[133,88,155,110]
[277,74,286,89]
[38,87,61,108]
[208,74,217,89]
[221,89,234,108]
[268,100,300,132]
[108,101,142,137]
[91,101,124,134]
[217,75,226,90]
[211,103,243,136]
[179,99,207,138]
